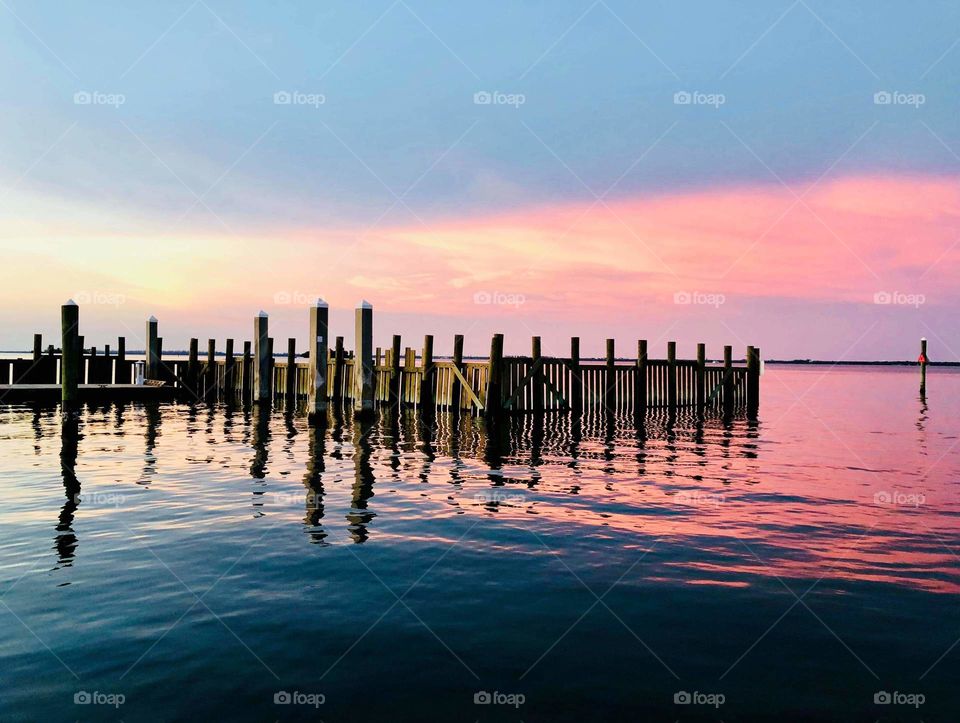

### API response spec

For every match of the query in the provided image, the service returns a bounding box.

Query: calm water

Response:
[0,366,957,722]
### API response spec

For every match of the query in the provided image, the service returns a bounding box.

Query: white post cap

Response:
[258,310,269,318]
[358,299,373,309]
[65,299,77,306]
[315,298,329,308]
[148,315,157,322]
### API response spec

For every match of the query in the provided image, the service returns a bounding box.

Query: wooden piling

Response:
[242,341,252,398]
[605,339,615,413]
[696,343,706,413]
[388,334,401,407]
[117,337,125,363]
[187,338,199,394]
[61,301,79,403]
[333,337,345,404]
[919,337,928,396]
[531,336,544,414]
[285,337,296,399]
[254,311,270,402]
[635,339,648,417]
[747,345,760,418]
[33,333,42,361]
[485,333,504,416]
[206,339,216,396]
[420,334,434,410]
[354,301,374,417]
[723,345,733,415]
[667,341,677,414]
[570,337,582,414]
[146,316,159,381]
[224,338,235,395]
[451,334,464,412]
[308,299,329,419]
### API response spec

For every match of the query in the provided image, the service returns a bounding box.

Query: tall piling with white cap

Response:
[61,300,80,403]
[254,311,271,402]
[145,315,159,381]
[308,299,329,419]
[354,300,374,417]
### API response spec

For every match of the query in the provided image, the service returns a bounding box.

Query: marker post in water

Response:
[919,337,929,396]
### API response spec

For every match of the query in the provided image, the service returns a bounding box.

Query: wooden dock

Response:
[0,302,761,418]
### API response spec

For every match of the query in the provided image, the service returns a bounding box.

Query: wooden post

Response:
[485,333,504,416]
[570,337,582,414]
[696,343,706,413]
[90,346,97,357]
[155,338,163,383]
[747,345,760,418]
[254,311,270,402]
[451,334,464,412]
[667,341,677,414]
[285,337,297,399]
[919,337,928,396]
[145,316,159,380]
[723,345,733,415]
[117,337,126,363]
[531,336,544,413]
[333,336,345,404]
[308,299,329,419]
[354,301,374,417]
[420,334,434,410]
[605,338,615,414]
[33,333,42,361]
[187,338,199,395]
[104,344,110,358]
[61,301,79,403]
[242,341,252,398]
[224,338,235,395]
[77,335,85,383]
[388,334,401,407]
[635,339,648,418]
[206,339,216,396]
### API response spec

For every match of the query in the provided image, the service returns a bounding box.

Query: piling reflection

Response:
[347,415,376,543]
[56,410,81,568]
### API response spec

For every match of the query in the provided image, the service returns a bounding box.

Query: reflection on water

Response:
[1,367,959,720]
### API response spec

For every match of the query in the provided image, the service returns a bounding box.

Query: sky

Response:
[1,0,958,360]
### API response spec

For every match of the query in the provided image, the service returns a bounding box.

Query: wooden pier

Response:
[0,301,761,417]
